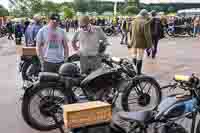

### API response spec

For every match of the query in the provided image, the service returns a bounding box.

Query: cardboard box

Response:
[16,46,37,56]
[63,101,112,129]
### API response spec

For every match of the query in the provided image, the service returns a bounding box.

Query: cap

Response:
[50,13,60,22]
[139,9,149,17]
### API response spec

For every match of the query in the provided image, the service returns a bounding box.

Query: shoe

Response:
[147,52,150,57]
[120,42,124,45]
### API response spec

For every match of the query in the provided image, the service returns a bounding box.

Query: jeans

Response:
[193,26,200,36]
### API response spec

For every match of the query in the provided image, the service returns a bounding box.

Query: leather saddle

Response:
[39,72,60,82]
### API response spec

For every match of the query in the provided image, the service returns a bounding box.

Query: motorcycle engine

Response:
[86,86,115,104]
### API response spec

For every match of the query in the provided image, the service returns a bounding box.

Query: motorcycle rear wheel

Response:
[21,82,70,131]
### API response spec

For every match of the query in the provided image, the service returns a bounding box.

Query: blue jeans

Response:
[193,26,199,36]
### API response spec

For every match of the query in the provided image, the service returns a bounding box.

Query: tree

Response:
[73,0,88,13]
[124,6,139,15]
[0,5,9,17]
[42,1,60,16]
[150,5,165,12]
[63,7,75,19]
[9,0,43,17]
[168,6,176,13]
[127,0,140,8]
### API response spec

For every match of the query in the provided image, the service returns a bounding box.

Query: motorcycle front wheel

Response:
[121,76,161,112]
[21,82,70,131]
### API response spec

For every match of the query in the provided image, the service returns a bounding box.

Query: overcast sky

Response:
[1,0,200,9]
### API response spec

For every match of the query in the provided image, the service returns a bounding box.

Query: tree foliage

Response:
[167,6,176,13]
[9,0,43,17]
[124,6,139,15]
[0,5,9,17]
[150,5,165,12]
[42,1,60,16]
[63,7,75,19]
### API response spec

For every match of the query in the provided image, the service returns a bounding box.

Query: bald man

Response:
[72,16,109,74]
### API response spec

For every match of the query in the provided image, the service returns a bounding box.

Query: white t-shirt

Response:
[37,25,69,63]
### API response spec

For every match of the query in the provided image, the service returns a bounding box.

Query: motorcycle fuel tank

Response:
[81,67,120,88]
[155,95,195,119]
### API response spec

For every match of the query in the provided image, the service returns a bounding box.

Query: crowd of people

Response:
[34,10,163,76]
[3,9,200,75]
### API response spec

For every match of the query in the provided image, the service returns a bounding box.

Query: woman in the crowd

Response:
[128,9,153,75]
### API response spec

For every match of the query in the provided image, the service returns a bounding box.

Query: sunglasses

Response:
[80,24,88,29]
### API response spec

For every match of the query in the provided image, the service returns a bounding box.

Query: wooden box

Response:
[16,46,37,56]
[63,101,112,129]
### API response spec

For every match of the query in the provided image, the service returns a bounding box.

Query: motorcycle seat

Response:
[39,72,60,82]
[118,110,153,122]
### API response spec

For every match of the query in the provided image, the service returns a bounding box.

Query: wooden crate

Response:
[63,101,112,129]
[16,46,37,56]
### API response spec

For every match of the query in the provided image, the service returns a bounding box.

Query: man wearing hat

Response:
[25,14,43,46]
[36,13,69,73]
[72,16,109,74]
[128,9,153,75]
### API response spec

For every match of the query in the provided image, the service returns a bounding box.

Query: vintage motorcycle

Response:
[167,23,193,37]
[21,54,161,132]
[19,54,80,87]
[112,74,200,133]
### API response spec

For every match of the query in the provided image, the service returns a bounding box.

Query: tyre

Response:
[105,28,113,36]
[187,29,193,37]
[196,120,200,133]
[21,61,32,81]
[21,59,41,82]
[167,29,174,37]
[122,76,161,112]
[21,82,69,131]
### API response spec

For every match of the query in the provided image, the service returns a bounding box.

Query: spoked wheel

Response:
[122,76,161,112]
[22,83,68,131]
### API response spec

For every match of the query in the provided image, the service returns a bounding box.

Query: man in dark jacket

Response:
[6,20,14,40]
[14,21,24,45]
[24,18,30,33]
[146,10,163,59]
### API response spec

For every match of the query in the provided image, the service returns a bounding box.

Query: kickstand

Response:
[51,114,65,133]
